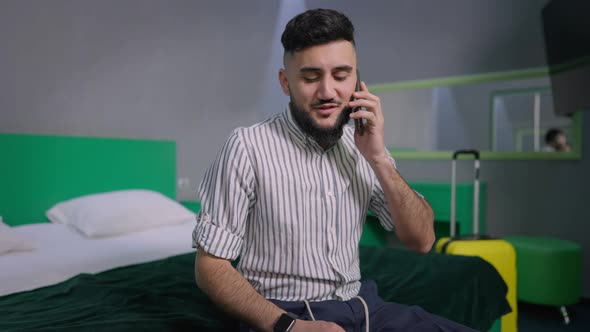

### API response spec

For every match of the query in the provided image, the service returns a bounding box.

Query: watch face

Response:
[274,313,296,332]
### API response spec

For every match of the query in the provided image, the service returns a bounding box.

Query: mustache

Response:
[310,99,342,107]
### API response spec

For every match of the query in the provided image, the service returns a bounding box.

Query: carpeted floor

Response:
[518,300,590,332]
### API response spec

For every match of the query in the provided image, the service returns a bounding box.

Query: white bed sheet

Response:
[0,221,196,297]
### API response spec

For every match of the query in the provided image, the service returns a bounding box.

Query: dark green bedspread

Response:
[0,247,510,331]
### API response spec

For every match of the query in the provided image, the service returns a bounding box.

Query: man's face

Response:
[555,134,567,147]
[279,41,357,141]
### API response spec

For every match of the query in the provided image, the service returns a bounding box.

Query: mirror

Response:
[369,69,582,160]
[491,87,573,152]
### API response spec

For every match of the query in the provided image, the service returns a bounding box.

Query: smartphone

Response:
[351,69,364,135]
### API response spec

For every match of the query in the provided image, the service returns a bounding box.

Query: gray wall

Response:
[321,0,550,82]
[0,0,284,200]
[3,0,590,297]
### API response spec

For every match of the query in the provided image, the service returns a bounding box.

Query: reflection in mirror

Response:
[372,72,581,157]
[491,87,573,152]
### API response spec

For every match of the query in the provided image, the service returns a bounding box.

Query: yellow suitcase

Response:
[435,150,517,332]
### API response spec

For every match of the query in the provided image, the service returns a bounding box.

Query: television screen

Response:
[542,0,590,116]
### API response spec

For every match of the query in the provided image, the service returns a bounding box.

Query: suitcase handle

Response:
[452,150,480,160]
[450,150,481,237]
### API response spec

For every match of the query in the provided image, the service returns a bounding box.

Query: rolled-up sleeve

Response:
[368,157,395,231]
[369,179,395,231]
[192,129,255,260]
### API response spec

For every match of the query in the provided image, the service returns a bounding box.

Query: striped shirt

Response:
[193,108,395,301]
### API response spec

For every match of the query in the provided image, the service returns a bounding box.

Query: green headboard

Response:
[0,133,176,226]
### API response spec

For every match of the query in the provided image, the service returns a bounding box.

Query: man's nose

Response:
[317,77,337,100]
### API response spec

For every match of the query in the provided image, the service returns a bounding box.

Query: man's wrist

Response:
[367,153,393,169]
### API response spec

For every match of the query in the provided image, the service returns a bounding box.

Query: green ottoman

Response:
[503,236,582,324]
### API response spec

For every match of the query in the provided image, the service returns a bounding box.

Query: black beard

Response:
[289,101,352,147]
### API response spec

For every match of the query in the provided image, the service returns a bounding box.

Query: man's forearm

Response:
[195,249,285,332]
[369,157,435,253]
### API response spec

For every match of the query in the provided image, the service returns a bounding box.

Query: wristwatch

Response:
[273,312,297,332]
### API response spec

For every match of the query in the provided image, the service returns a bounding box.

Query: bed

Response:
[0,222,196,297]
[0,132,194,297]
[0,133,511,331]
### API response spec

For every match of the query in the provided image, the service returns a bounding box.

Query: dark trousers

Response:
[240,280,478,332]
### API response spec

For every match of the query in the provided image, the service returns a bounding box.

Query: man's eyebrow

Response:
[299,67,322,74]
[299,65,354,74]
[332,65,353,72]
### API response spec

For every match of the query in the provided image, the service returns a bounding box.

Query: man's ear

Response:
[278,69,290,96]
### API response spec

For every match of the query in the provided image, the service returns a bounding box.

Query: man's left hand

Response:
[348,81,389,164]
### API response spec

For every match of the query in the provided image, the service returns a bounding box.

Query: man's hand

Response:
[292,320,345,332]
[348,81,389,165]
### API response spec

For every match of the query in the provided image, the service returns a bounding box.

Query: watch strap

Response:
[273,312,297,332]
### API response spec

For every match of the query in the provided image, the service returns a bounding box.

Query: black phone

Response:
[352,69,364,135]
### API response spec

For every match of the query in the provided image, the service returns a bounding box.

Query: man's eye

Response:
[334,76,348,81]
[303,76,320,82]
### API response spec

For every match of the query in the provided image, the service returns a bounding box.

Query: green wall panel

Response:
[0,133,176,226]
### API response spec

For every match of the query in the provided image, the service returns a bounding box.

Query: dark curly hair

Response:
[545,128,564,144]
[281,8,355,54]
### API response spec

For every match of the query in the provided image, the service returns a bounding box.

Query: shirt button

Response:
[326,191,334,196]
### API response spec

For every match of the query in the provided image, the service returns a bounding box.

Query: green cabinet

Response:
[411,182,487,237]
[360,182,488,247]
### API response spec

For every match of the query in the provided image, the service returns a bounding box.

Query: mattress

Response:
[0,222,196,297]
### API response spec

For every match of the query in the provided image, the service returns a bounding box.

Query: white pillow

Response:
[46,190,196,238]
[0,222,36,255]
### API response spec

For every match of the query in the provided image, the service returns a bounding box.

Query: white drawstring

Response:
[303,300,317,321]
[353,295,370,332]
[304,297,369,332]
